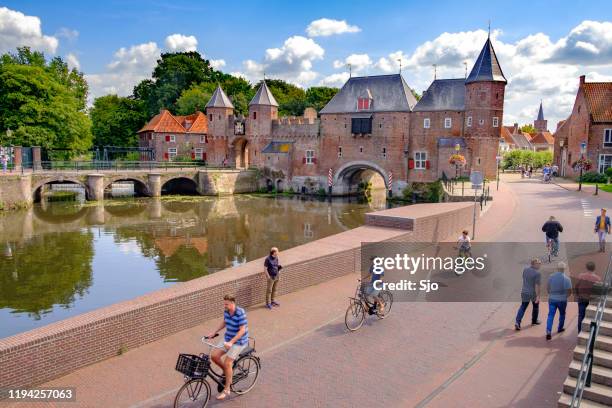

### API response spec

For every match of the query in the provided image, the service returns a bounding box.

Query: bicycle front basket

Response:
[176,353,210,378]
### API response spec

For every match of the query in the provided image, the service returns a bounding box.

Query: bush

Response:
[578,172,608,183]
[605,167,612,179]
[426,181,444,203]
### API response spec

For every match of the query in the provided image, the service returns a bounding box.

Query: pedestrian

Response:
[264,247,282,310]
[0,152,7,173]
[575,261,602,332]
[515,258,542,330]
[528,165,533,178]
[546,262,572,340]
[595,208,611,252]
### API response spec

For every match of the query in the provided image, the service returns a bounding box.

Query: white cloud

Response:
[210,59,226,70]
[241,35,324,86]
[0,6,58,54]
[375,51,409,73]
[55,27,79,41]
[66,53,80,70]
[319,72,350,87]
[306,18,361,37]
[164,33,198,52]
[333,53,372,73]
[548,21,612,65]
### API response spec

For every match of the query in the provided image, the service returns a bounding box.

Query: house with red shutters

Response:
[137,37,505,195]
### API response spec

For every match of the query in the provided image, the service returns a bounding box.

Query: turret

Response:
[534,101,547,132]
[247,80,278,137]
[464,36,507,177]
[205,85,234,139]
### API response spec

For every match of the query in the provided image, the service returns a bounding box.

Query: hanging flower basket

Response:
[572,158,592,171]
[449,154,466,166]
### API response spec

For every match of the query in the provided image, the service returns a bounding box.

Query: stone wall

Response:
[0,202,476,390]
[0,174,32,209]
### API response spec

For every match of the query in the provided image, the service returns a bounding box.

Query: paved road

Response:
[8,175,612,408]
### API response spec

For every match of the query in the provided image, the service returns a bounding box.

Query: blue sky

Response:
[2,1,612,127]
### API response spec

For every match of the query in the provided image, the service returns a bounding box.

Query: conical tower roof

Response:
[537,101,544,121]
[206,85,234,109]
[466,37,507,84]
[249,81,279,107]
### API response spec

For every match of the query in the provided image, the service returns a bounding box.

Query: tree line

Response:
[0,47,340,157]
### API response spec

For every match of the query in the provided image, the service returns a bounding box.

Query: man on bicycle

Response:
[542,164,552,182]
[366,257,385,313]
[207,295,249,401]
[542,216,563,257]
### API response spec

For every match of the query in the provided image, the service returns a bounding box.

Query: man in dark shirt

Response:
[264,247,282,309]
[542,216,563,256]
[515,258,542,330]
[575,261,602,332]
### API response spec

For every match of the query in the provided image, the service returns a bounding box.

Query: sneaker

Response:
[532,320,541,325]
[265,304,273,310]
[515,323,521,331]
[546,333,552,340]
[271,301,280,307]
[558,328,565,333]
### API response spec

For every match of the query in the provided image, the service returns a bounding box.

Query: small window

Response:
[359,146,364,154]
[467,116,472,127]
[382,147,387,159]
[169,135,176,142]
[605,129,612,148]
[338,146,343,158]
[168,148,177,161]
[357,97,370,111]
[423,118,430,129]
[444,118,452,129]
[379,123,382,128]
[194,148,203,160]
[477,157,481,165]
[304,223,313,238]
[253,111,257,120]
[200,135,206,143]
[492,117,499,128]
[415,152,427,169]
[306,150,315,164]
[218,115,221,120]
[209,114,213,121]
[479,119,485,125]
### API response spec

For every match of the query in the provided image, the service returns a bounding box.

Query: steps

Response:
[558,305,612,407]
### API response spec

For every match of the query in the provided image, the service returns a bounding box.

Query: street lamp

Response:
[454,143,461,179]
[579,141,587,192]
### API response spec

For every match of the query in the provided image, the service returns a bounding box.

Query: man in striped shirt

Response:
[208,294,249,400]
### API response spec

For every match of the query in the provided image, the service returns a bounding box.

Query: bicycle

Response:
[345,279,393,331]
[174,334,261,407]
[546,237,555,263]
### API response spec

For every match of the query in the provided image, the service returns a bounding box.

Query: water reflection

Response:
[0,190,395,337]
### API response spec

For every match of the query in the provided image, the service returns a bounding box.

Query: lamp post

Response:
[579,141,587,192]
[454,143,461,179]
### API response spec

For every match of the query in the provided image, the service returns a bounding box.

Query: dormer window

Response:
[358,97,371,111]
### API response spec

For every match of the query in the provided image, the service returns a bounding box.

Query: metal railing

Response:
[570,253,612,407]
[11,161,237,174]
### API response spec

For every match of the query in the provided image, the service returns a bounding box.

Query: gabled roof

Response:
[320,74,418,114]
[206,85,234,109]
[413,79,465,112]
[530,131,554,145]
[466,38,507,84]
[250,81,279,107]
[583,82,612,122]
[138,110,207,134]
[537,102,544,121]
[500,126,515,145]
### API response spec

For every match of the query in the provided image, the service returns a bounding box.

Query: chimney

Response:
[579,75,586,86]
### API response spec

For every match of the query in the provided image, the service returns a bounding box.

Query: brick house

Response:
[553,76,612,177]
[137,37,505,194]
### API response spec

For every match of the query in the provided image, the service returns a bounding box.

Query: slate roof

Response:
[138,110,207,133]
[438,137,467,148]
[465,38,507,84]
[262,141,293,154]
[250,81,279,107]
[413,79,466,112]
[206,85,234,109]
[582,82,612,122]
[537,102,544,120]
[319,74,418,114]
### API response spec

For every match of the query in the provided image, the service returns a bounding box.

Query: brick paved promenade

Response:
[4,174,610,408]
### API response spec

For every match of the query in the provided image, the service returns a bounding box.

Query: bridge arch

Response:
[104,177,150,197]
[161,176,199,196]
[333,161,388,195]
[32,177,89,203]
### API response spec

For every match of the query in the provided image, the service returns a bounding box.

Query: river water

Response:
[0,192,392,338]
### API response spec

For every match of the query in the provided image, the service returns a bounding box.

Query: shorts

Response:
[217,340,247,361]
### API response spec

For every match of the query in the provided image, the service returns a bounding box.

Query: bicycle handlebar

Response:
[201,333,225,349]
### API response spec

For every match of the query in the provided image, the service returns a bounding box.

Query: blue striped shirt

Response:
[224,307,249,345]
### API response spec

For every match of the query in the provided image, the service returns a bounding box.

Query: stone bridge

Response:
[0,168,259,208]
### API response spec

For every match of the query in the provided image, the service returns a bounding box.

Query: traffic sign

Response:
[470,171,483,189]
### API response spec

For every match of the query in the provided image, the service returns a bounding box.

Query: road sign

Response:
[470,171,483,189]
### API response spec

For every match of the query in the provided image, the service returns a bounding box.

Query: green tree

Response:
[520,124,536,134]
[0,48,92,153]
[90,95,148,147]
[305,86,338,112]
[264,79,307,116]
[175,83,216,115]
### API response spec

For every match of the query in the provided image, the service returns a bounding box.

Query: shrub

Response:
[605,167,612,180]
[426,181,444,203]
[578,172,607,183]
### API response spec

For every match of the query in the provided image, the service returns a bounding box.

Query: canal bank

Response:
[0,201,477,392]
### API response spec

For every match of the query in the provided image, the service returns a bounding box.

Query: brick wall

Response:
[0,202,475,390]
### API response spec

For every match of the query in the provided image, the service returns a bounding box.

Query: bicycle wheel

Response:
[174,378,211,408]
[231,355,260,395]
[345,300,365,331]
[376,291,393,319]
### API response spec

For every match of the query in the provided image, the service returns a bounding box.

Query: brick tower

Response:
[534,101,547,132]
[464,36,507,178]
[247,80,278,167]
[205,84,234,164]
